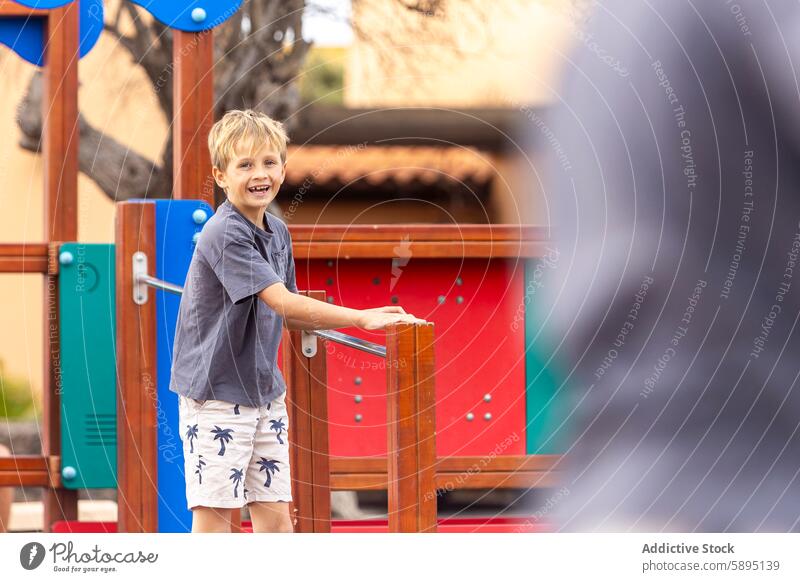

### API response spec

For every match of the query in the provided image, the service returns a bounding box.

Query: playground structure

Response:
[0,0,561,533]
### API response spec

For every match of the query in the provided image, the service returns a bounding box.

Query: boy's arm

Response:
[259,283,424,330]
[283,306,408,331]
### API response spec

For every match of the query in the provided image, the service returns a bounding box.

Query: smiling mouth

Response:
[248,184,270,193]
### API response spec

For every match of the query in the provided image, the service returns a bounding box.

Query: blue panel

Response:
[14,0,72,8]
[154,199,214,533]
[0,0,104,66]
[130,0,242,32]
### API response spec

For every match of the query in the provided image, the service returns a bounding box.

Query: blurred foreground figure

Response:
[542,1,800,531]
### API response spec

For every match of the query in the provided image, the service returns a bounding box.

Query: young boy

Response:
[169,109,424,533]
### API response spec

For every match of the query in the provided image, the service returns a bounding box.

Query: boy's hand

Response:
[363,306,407,314]
[357,307,427,330]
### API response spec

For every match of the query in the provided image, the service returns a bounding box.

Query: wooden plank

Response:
[115,202,158,533]
[435,471,560,490]
[41,2,79,533]
[292,241,551,259]
[328,455,561,491]
[0,456,61,487]
[173,30,214,206]
[328,471,560,491]
[288,224,548,242]
[386,322,437,533]
[0,243,49,272]
[329,455,560,473]
[285,290,331,532]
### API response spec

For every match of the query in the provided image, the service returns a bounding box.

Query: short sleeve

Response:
[286,236,298,294]
[213,239,283,304]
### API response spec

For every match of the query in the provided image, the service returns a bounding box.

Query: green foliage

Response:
[299,47,346,106]
[0,362,37,420]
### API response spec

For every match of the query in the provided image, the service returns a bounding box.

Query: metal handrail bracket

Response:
[132,253,386,357]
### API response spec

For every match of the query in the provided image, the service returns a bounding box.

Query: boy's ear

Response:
[212,166,226,190]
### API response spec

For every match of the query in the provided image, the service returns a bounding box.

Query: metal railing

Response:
[134,271,386,357]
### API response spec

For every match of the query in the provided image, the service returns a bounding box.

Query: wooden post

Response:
[284,291,331,533]
[386,323,437,532]
[115,202,159,533]
[173,30,214,206]
[41,2,79,532]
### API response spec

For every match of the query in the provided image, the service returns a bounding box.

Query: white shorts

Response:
[178,391,292,510]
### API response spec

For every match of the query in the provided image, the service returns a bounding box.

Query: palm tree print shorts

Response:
[178,391,292,510]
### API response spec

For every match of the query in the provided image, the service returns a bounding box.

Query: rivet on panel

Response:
[192,208,208,224]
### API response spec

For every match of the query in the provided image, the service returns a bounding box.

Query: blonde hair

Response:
[208,109,289,170]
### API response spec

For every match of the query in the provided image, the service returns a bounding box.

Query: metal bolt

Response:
[456,277,463,285]
[437,295,445,304]
[192,232,201,244]
[327,260,334,267]
[456,296,464,304]
[391,295,399,304]
[326,278,333,286]
[191,7,207,22]
[373,277,380,285]
[327,296,334,303]
[354,376,362,385]
[59,251,74,265]
[354,394,363,403]
[465,412,474,421]
[483,393,492,403]
[484,412,492,421]
[304,347,314,356]
[354,413,363,422]
[192,208,208,224]
[62,466,77,480]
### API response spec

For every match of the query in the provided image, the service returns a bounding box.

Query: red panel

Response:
[292,258,527,457]
[52,518,550,534]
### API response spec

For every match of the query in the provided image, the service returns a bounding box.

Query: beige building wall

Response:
[0,14,166,401]
[346,0,576,108]
[346,0,579,228]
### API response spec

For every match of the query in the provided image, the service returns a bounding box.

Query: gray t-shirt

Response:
[169,199,298,407]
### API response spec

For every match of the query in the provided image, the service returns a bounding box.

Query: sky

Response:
[302,0,354,46]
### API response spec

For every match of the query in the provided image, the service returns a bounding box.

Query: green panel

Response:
[58,243,117,489]
[525,257,571,454]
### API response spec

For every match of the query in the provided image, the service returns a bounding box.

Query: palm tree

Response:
[229,468,244,498]
[269,418,287,445]
[195,455,206,485]
[257,458,281,488]
[243,486,249,502]
[211,426,234,456]
[185,424,198,453]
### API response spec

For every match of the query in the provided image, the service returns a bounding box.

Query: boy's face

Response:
[213,142,286,223]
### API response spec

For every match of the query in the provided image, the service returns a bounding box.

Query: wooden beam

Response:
[115,201,159,533]
[41,1,79,533]
[327,455,562,490]
[287,225,552,259]
[173,30,214,206]
[285,290,331,533]
[0,243,49,272]
[0,456,60,487]
[386,322,437,533]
